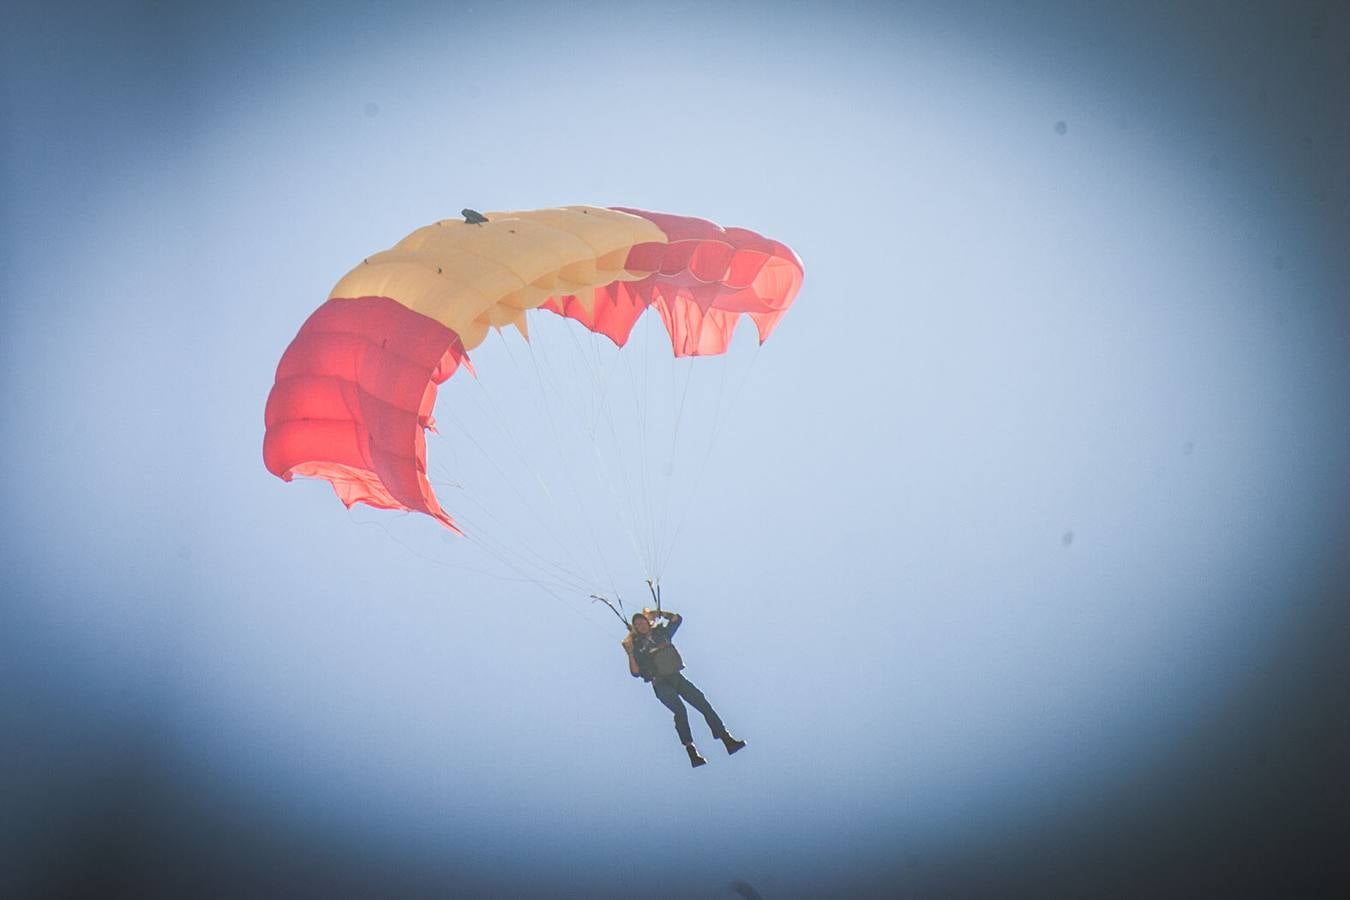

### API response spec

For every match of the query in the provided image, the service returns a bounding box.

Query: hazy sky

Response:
[3,2,1347,897]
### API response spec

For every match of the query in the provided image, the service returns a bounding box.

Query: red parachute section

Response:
[541,208,803,356]
[263,296,470,530]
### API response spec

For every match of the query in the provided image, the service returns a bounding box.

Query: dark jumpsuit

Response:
[630,613,727,745]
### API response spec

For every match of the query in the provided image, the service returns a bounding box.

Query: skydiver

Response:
[622,608,745,767]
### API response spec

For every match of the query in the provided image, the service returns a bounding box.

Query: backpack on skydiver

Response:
[650,639,683,678]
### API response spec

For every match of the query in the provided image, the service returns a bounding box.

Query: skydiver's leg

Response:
[672,674,727,740]
[653,677,693,745]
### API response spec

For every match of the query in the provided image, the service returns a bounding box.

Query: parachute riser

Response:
[591,593,630,631]
[594,581,660,634]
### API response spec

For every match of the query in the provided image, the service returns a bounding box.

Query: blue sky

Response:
[3,2,1347,897]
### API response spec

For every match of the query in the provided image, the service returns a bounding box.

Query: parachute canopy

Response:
[262,206,804,532]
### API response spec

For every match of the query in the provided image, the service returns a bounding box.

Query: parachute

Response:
[262,206,803,543]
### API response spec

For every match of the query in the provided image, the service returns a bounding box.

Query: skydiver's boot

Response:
[721,734,747,755]
[685,743,707,768]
